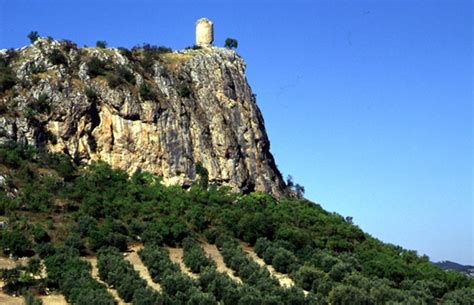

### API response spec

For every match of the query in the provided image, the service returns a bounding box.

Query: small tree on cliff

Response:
[27,31,40,43]
[224,38,238,49]
[195,162,209,190]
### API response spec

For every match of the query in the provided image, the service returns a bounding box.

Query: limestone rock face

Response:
[0,39,285,196]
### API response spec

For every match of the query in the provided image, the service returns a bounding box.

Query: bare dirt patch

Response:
[240,242,295,288]
[40,293,68,305]
[201,243,242,284]
[166,247,198,279]
[0,290,23,305]
[83,257,130,305]
[125,245,161,292]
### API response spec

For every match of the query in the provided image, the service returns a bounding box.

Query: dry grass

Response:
[0,289,23,305]
[166,247,198,279]
[0,257,68,304]
[159,53,192,71]
[40,294,68,305]
[201,243,242,284]
[240,242,296,289]
[125,245,161,292]
[83,257,130,305]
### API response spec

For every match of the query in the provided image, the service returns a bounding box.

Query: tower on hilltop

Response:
[196,18,214,47]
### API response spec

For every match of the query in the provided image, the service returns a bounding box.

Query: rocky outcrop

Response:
[0,38,285,196]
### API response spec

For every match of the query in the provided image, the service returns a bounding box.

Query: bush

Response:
[34,93,51,114]
[441,287,474,305]
[97,247,150,302]
[224,38,238,49]
[139,83,156,101]
[44,246,116,305]
[117,47,133,60]
[328,284,370,305]
[294,265,326,291]
[138,245,180,282]
[24,292,43,305]
[132,287,163,305]
[178,83,191,98]
[198,268,240,304]
[28,31,40,43]
[0,57,16,94]
[87,57,109,77]
[254,237,271,257]
[48,49,67,66]
[329,262,354,282]
[1,229,33,256]
[96,40,107,48]
[271,248,298,274]
[106,73,123,89]
[32,225,50,244]
[85,87,98,100]
[182,237,215,273]
[106,66,135,89]
[117,66,135,84]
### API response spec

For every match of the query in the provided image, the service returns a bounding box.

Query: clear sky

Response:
[1,0,472,264]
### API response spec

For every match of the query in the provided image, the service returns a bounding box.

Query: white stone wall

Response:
[196,18,214,47]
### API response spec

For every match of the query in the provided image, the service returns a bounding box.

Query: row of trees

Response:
[0,144,472,303]
[97,247,161,304]
[44,247,116,305]
[182,237,215,273]
[138,244,217,305]
[215,234,314,304]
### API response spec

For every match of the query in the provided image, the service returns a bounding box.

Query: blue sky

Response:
[1,0,472,264]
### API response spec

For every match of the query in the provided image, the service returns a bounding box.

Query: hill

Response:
[0,143,472,304]
[434,261,474,278]
[0,38,473,304]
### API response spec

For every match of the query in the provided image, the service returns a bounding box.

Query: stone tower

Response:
[196,18,214,47]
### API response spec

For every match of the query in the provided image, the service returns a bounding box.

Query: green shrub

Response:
[271,248,298,274]
[87,57,109,77]
[182,237,215,273]
[1,229,33,256]
[139,83,156,101]
[32,225,50,244]
[44,247,116,305]
[85,87,98,100]
[117,66,135,84]
[328,284,370,305]
[138,245,180,282]
[33,93,51,114]
[105,72,123,89]
[294,265,326,291]
[132,287,163,305]
[106,66,135,89]
[224,38,238,49]
[96,40,107,48]
[24,292,43,305]
[117,47,133,60]
[27,31,40,43]
[441,287,474,305]
[48,49,67,66]
[178,83,191,98]
[97,247,149,302]
[0,57,16,94]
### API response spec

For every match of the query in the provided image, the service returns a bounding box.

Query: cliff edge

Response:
[0,38,285,196]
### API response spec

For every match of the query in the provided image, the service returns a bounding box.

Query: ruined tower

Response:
[196,18,214,47]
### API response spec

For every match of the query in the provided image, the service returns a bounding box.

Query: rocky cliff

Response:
[0,38,285,196]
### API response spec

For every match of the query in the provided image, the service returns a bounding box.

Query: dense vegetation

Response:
[97,247,161,304]
[0,143,472,304]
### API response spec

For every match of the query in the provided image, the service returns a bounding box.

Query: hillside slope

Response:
[0,145,472,304]
[0,38,284,196]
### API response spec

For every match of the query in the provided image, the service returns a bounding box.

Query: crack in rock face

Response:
[0,39,285,197]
